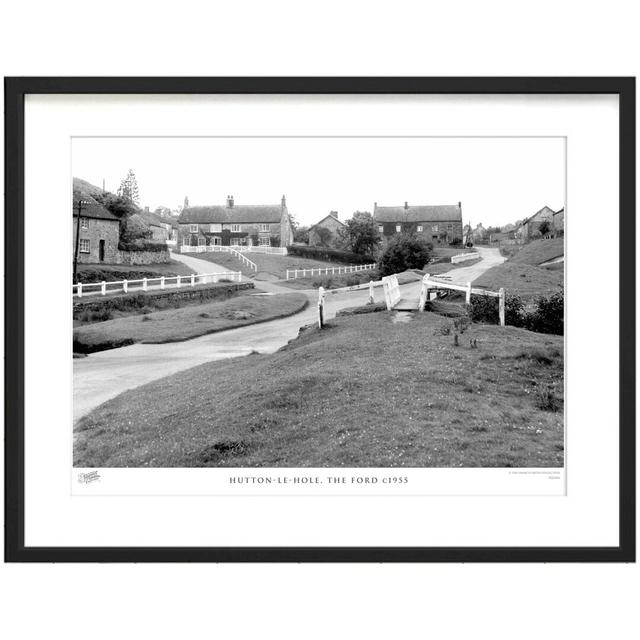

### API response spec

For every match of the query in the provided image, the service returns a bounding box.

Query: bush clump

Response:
[378,235,432,277]
[469,290,563,335]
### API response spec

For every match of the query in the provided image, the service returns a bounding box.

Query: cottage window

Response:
[80,217,89,230]
[395,224,401,232]
[258,237,270,246]
[417,225,423,232]
[231,224,241,232]
[182,236,190,246]
[259,224,270,232]
[378,225,384,233]
[79,238,90,253]
[189,224,198,233]
[209,224,222,232]
[230,238,240,246]
[198,236,206,246]
[433,225,438,232]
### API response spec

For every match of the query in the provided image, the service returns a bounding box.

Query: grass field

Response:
[473,262,563,299]
[74,311,564,468]
[195,251,347,279]
[431,247,475,259]
[425,257,482,275]
[73,292,307,353]
[509,238,564,266]
[78,260,196,283]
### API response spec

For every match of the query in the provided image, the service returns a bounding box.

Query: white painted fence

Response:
[181,245,287,256]
[286,263,377,280]
[381,275,401,310]
[73,271,242,298]
[450,251,479,264]
[419,274,505,325]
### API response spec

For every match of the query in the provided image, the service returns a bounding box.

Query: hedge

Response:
[118,241,168,253]
[287,245,375,264]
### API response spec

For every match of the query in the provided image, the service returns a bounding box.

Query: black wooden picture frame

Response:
[4,77,635,562]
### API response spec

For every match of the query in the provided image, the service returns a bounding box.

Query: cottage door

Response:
[99,239,105,262]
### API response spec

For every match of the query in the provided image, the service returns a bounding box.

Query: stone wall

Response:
[114,249,171,265]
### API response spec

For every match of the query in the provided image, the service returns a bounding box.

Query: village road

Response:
[74,248,500,422]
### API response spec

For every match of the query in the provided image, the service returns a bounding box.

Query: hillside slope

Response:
[510,238,564,266]
[75,312,564,468]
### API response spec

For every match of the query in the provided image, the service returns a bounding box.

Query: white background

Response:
[1,1,638,639]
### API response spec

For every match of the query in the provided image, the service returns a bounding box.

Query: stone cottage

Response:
[514,205,559,241]
[373,201,463,247]
[72,180,120,264]
[178,195,294,249]
[553,207,565,234]
[308,211,345,247]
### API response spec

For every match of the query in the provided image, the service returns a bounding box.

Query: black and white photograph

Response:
[72,136,565,471]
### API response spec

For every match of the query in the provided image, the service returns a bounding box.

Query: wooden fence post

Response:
[191,274,195,287]
[123,280,128,293]
[318,286,325,328]
[176,275,181,288]
[499,288,506,326]
[142,278,148,292]
[369,280,374,304]
[101,281,106,296]
[465,282,472,305]
[77,282,82,298]
[160,277,165,290]
[418,274,430,311]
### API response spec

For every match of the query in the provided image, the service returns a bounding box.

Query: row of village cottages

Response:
[73,177,562,265]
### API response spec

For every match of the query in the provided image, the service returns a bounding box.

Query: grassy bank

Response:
[75,311,564,468]
[425,256,482,275]
[510,238,564,266]
[473,262,563,299]
[195,251,347,279]
[73,292,308,353]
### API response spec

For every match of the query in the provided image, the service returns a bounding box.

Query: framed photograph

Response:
[4,77,635,562]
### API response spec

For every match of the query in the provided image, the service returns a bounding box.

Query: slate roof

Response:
[179,205,284,224]
[373,204,462,223]
[72,177,119,221]
[309,213,345,231]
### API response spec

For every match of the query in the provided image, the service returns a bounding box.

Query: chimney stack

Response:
[458,201,462,209]
[404,201,409,210]
[227,195,234,208]
[281,194,287,209]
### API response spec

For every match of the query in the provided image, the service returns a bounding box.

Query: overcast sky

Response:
[72,137,565,228]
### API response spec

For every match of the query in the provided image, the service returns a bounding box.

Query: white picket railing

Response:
[73,271,242,298]
[450,251,479,264]
[181,245,287,256]
[229,250,258,271]
[286,263,377,280]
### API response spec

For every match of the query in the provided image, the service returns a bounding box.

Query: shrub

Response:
[118,240,168,252]
[535,385,561,412]
[379,234,431,276]
[527,290,564,335]
[469,293,525,327]
[287,245,374,264]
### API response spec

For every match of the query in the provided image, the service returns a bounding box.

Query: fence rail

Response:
[419,274,505,325]
[181,245,287,256]
[286,263,377,280]
[73,271,242,298]
[450,251,480,264]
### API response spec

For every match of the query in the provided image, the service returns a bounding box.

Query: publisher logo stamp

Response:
[78,470,101,484]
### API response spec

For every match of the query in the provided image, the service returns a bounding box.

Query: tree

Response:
[339,211,380,257]
[538,220,551,236]
[293,225,309,244]
[315,227,334,247]
[117,169,140,205]
[379,234,432,277]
